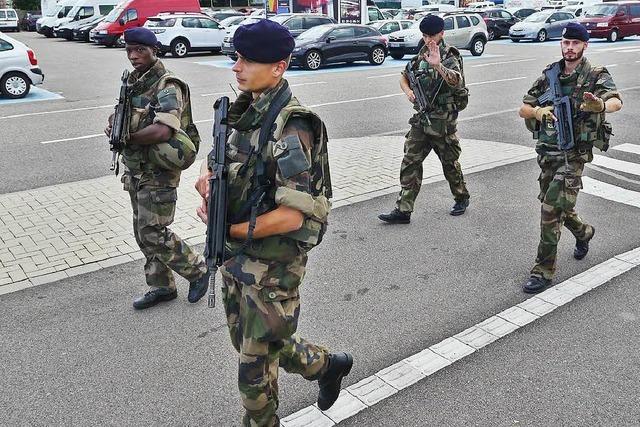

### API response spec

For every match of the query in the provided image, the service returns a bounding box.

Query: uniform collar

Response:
[229,79,288,131]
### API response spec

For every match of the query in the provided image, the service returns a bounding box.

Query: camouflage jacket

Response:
[224,80,331,262]
[523,57,621,157]
[402,40,464,136]
[122,59,199,187]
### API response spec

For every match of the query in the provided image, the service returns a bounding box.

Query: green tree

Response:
[13,0,41,11]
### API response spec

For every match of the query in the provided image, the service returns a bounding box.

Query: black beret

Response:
[234,19,295,63]
[420,14,445,35]
[124,27,158,47]
[562,22,589,42]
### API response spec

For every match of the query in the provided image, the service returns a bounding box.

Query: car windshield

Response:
[105,6,123,23]
[46,5,63,17]
[524,12,550,22]
[219,16,244,26]
[297,25,330,40]
[584,5,619,17]
[270,15,292,24]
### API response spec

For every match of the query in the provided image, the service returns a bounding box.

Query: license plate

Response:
[389,42,400,47]
[223,42,231,47]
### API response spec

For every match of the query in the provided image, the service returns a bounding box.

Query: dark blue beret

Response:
[562,22,589,42]
[124,27,158,47]
[234,19,295,63]
[420,14,445,35]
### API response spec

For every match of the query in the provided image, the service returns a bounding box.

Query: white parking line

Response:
[200,91,233,97]
[367,73,401,79]
[471,58,537,68]
[309,93,404,108]
[467,77,527,86]
[281,246,640,426]
[0,105,113,120]
[39,133,104,145]
[606,64,619,67]
[611,143,640,156]
[593,155,640,177]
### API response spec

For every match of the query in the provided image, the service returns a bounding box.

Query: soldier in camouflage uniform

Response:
[519,23,623,293]
[194,20,352,426]
[379,15,470,224]
[105,28,210,309]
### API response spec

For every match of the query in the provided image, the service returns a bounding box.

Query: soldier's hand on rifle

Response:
[405,88,416,103]
[104,113,114,138]
[580,92,605,113]
[534,106,556,123]
[194,169,212,223]
[424,40,441,66]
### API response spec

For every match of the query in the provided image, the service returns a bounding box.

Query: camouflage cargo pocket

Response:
[143,187,177,229]
[121,174,132,192]
[258,286,300,342]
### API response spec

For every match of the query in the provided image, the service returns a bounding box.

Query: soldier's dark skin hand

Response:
[104,113,114,138]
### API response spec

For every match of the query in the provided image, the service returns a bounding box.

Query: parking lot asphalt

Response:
[1,32,639,194]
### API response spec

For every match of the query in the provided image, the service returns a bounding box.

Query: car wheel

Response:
[369,46,386,65]
[171,39,190,58]
[608,29,618,42]
[471,38,485,56]
[488,29,495,41]
[390,52,405,60]
[45,30,54,38]
[1,72,31,99]
[303,50,322,70]
[536,29,547,43]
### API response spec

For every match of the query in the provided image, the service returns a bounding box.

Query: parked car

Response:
[218,15,246,28]
[475,8,519,40]
[509,10,576,42]
[0,32,44,98]
[291,24,388,70]
[387,12,488,59]
[144,13,226,57]
[369,19,414,35]
[579,2,640,42]
[0,8,20,32]
[204,9,244,21]
[380,8,401,18]
[20,11,42,31]
[561,5,584,17]
[73,15,105,41]
[506,7,539,20]
[270,13,336,37]
[53,0,119,38]
[37,0,77,38]
[414,4,459,19]
[91,0,201,46]
[466,1,496,10]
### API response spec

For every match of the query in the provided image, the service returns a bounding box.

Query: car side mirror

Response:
[118,18,125,26]
[326,36,336,43]
[58,12,64,18]
[616,11,625,17]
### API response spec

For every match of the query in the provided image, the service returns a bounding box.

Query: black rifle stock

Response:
[109,70,130,175]
[537,62,575,151]
[204,96,230,308]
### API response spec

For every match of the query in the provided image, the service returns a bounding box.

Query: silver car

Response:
[387,12,488,59]
[509,10,576,42]
[0,32,44,98]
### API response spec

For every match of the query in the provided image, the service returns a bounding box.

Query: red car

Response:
[579,1,640,42]
[91,0,201,46]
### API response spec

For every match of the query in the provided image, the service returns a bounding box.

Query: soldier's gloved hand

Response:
[580,92,605,113]
[535,106,556,122]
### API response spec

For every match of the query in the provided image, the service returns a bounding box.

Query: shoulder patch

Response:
[276,134,310,179]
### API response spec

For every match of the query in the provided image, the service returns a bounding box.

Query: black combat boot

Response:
[378,208,411,224]
[574,227,595,260]
[317,352,353,411]
[133,288,178,310]
[188,269,211,303]
[450,199,469,216]
[523,276,551,294]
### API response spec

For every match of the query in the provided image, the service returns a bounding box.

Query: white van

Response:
[37,0,79,37]
[53,0,120,37]
[0,9,19,32]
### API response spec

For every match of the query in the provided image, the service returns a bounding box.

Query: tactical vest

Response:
[123,70,200,173]
[528,60,613,152]
[226,97,332,262]
[412,45,469,114]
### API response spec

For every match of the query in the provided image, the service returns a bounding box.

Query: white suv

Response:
[0,8,20,32]
[144,13,227,58]
[0,33,44,98]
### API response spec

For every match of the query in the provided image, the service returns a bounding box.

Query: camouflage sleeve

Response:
[273,117,314,214]
[401,54,420,79]
[153,82,184,132]
[523,74,547,107]
[434,54,462,88]
[593,68,622,103]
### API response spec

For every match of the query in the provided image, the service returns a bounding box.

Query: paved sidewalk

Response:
[0,137,534,294]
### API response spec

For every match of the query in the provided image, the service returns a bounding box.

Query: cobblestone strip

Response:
[0,137,533,294]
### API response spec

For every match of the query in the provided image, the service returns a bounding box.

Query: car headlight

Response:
[98,30,107,34]
[596,22,609,28]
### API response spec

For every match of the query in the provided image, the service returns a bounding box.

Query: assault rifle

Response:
[405,62,444,126]
[537,62,575,151]
[108,70,130,175]
[204,96,230,308]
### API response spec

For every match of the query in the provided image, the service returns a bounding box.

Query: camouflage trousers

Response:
[531,154,594,280]
[220,253,329,427]
[124,174,207,289]
[396,125,470,213]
